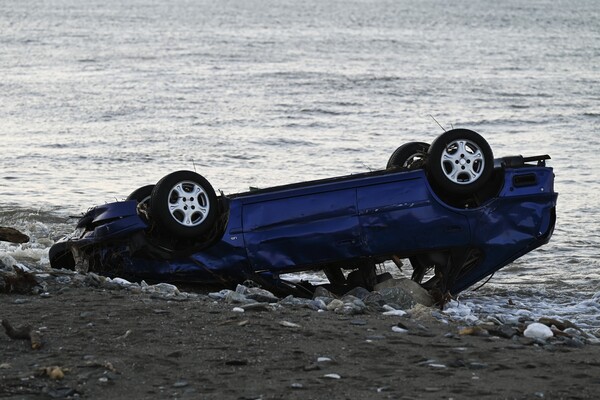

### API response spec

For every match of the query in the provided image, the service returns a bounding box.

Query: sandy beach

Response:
[2,274,600,400]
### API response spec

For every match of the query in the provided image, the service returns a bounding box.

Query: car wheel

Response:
[126,185,155,208]
[150,171,218,238]
[427,129,493,195]
[387,142,430,169]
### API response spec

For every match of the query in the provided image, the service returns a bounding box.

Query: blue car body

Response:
[51,155,557,296]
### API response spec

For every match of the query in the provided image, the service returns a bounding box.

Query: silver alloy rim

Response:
[167,181,210,226]
[440,139,485,185]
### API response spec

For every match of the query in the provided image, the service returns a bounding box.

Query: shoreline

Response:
[2,271,600,399]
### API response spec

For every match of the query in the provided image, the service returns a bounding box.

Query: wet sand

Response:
[2,280,600,400]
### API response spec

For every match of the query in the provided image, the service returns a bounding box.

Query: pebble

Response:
[279,320,301,328]
[208,289,230,300]
[383,309,407,316]
[245,287,279,303]
[110,277,132,286]
[524,323,554,340]
[279,295,312,307]
[428,364,447,369]
[343,286,371,300]
[488,324,518,339]
[240,302,271,312]
[232,307,245,313]
[392,326,408,333]
[326,299,344,311]
[313,286,336,299]
[323,373,341,379]
[236,284,279,303]
[225,291,255,304]
[308,298,328,311]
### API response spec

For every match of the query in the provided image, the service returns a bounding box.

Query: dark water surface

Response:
[1,0,599,329]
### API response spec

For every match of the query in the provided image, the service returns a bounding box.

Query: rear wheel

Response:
[387,142,430,170]
[150,171,218,239]
[126,185,154,208]
[427,129,493,195]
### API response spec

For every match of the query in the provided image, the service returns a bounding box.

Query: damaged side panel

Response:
[357,175,471,255]
[242,188,362,271]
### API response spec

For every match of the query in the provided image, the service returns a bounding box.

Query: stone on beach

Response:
[524,322,554,340]
[375,278,434,309]
[0,227,29,244]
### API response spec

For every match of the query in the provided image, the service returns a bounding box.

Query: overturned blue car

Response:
[50,129,557,299]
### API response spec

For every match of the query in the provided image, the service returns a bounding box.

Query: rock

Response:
[560,337,585,348]
[208,289,231,300]
[84,273,105,287]
[343,286,371,300]
[0,227,29,243]
[362,291,386,308]
[326,299,344,311]
[240,302,271,312]
[313,286,336,299]
[279,320,301,328]
[383,309,407,317]
[42,366,65,380]
[375,278,433,308]
[524,322,554,340]
[245,287,279,303]
[110,277,133,286]
[45,387,78,398]
[458,326,489,337]
[538,317,577,332]
[235,284,278,302]
[307,298,328,311]
[279,295,312,307]
[140,282,186,300]
[488,324,518,339]
[224,291,255,304]
[1,267,40,294]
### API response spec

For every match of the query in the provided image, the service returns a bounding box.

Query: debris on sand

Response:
[1,319,42,349]
[1,266,40,294]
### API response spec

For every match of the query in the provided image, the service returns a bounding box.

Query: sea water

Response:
[1,0,599,331]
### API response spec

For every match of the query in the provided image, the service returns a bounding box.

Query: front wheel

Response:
[386,142,430,170]
[426,129,493,195]
[126,185,154,208]
[150,171,218,239]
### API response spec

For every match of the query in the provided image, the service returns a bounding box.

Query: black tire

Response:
[126,185,155,207]
[426,129,494,195]
[49,241,75,270]
[386,142,430,169]
[150,171,218,238]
